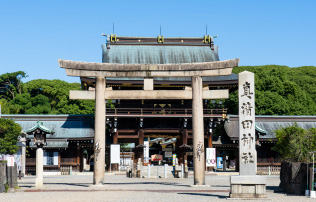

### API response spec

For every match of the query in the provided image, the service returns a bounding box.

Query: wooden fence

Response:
[257,166,280,175]
[60,166,71,175]
[26,166,72,175]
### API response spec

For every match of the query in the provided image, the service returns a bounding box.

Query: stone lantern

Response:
[33,129,47,147]
[26,121,54,188]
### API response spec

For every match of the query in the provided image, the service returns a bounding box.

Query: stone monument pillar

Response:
[35,147,43,187]
[238,71,256,175]
[192,76,205,185]
[93,77,106,185]
[230,71,266,198]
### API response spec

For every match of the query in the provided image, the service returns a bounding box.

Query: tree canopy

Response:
[0,71,28,100]
[0,118,22,154]
[0,76,96,114]
[223,65,316,115]
[1,65,316,115]
[272,124,316,162]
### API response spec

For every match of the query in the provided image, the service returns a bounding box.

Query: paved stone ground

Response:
[0,173,314,202]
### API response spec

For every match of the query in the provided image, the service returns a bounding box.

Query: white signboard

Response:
[110,144,120,164]
[206,148,216,167]
[143,141,149,163]
[7,155,15,167]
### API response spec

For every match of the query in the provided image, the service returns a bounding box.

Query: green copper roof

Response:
[4,115,94,139]
[255,123,267,134]
[102,44,219,64]
[26,121,54,134]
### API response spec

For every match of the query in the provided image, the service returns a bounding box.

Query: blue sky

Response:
[0,0,315,83]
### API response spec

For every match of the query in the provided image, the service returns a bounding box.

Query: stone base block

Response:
[89,184,108,188]
[35,178,43,188]
[0,184,5,193]
[230,175,267,199]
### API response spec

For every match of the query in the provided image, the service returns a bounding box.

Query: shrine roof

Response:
[26,121,54,134]
[225,115,316,141]
[3,115,94,139]
[103,36,219,64]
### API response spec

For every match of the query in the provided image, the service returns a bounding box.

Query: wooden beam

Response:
[144,129,180,133]
[117,135,139,139]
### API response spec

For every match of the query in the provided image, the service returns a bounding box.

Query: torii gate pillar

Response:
[192,76,205,185]
[93,77,106,185]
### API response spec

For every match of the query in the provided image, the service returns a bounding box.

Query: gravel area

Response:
[0,173,314,202]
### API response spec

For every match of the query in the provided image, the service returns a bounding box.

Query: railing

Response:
[257,166,281,175]
[60,166,71,175]
[106,108,227,116]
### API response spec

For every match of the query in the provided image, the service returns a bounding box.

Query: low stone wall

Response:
[0,162,6,193]
[0,162,18,192]
[279,162,310,195]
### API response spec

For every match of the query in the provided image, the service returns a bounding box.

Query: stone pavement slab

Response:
[0,174,314,202]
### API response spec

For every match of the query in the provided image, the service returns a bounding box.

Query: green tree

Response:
[23,79,96,114]
[0,71,27,100]
[220,65,316,115]
[0,118,22,154]
[0,98,21,114]
[11,93,31,114]
[272,124,316,162]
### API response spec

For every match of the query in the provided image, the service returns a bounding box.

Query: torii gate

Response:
[59,58,239,186]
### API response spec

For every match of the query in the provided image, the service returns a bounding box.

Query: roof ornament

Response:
[110,34,117,42]
[204,34,218,50]
[157,35,164,43]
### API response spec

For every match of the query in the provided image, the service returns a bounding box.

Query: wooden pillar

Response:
[182,129,188,164]
[207,131,213,148]
[76,146,80,171]
[58,152,61,169]
[79,148,84,172]
[139,129,144,162]
[113,131,119,144]
[112,131,119,171]
[176,138,183,164]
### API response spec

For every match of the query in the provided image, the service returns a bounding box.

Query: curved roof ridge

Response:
[26,121,54,134]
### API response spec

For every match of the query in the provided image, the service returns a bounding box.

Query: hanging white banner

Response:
[110,144,120,164]
[144,141,149,163]
[206,148,216,167]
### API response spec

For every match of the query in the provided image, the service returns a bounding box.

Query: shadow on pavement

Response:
[178,192,227,199]
[39,183,91,187]
[104,182,189,187]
